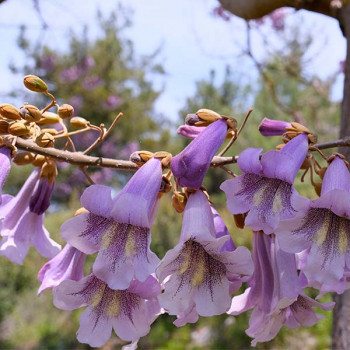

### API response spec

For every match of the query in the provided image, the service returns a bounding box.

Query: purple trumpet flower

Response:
[0,168,60,264]
[258,118,291,136]
[276,155,350,288]
[177,125,206,139]
[0,146,11,205]
[53,274,161,347]
[221,133,309,234]
[38,244,86,295]
[228,232,333,346]
[171,118,227,189]
[156,190,253,324]
[61,158,162,290]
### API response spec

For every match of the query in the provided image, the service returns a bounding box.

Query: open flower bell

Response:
[61,157,162,289]
[156,190,253,324]
[221,133,309,234]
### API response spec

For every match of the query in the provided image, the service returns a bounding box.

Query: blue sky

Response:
[0,0,346,120]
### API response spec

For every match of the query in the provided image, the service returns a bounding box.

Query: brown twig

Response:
[10,135,350,173]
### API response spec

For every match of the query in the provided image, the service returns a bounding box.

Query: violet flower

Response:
[276,155,350,287]
[53,274,161,347]
[228,232,333,346]
[221,133,309,234]
[156,190,253,323]
[258,118,291,136]
[38,244,86,295]
[0,146,11,204]
[0,168,60,264]
[171,118,227,189]
[177,125,206,139]
[61,158,162,289]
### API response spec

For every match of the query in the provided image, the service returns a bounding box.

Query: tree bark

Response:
[219,0,335,20]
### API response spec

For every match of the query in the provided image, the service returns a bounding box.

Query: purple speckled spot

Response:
[72,275,141,329]
[80,213,114,246]
[99,222,149,273]
[238,173,295,219]
[293,208,350,264]
[166,239,226,301]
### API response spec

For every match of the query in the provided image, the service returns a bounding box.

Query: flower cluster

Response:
[0,88,346,348]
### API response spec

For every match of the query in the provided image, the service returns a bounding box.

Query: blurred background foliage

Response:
[0,3,340,349]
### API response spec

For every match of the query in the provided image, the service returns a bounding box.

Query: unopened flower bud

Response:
[130,151,154,165]
[75,207,89,216]
[41,128,58,135]
[185,113,201,126]
[0,104,22,120]
[8,120,30,136]
[58,104,74,119]
[35,132,55,148]
[154,151,172,168]
[0,120,9,134]
[13,152,35,165]
[70,116,88,128]
[196,108,221,122]
[20,104,42,122]
[37,111,60,125]
[172,192,187,213]
[32,154,46,167]
[23,75,48,93]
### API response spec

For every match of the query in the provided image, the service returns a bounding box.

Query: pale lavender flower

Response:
[68,96,83,114]
[177,125,206,139]
[258,118,291,136]
[0,146,11,204]
[119,141,139,159]
[276,156,350,288]
[38,244,86,295]
[270,8,287,31]
[53,274,161,347]
[221,133,309,234]
[61,158,162,289]
[171,118,227,189]
[82,75,103,90]
[104,95,122,110]
[229,232,333,346]
[40,54,56,72]
[0,168,60,264]
[60,66,81,83]
[156,190,253,323]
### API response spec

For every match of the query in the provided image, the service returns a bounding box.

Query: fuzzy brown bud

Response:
[70,116,88,128]
[35,132,55,148]
[58,104,74,119]
[154,151,172,168]
[20,104,42,122]
[172,192,187,213]
[196,109,221,122]
[40,160,57,182]
[0,104,22,120]
[32,154,46,167]
[37,112,60,125]
[8,121,30,136]
[40,128,58,135]
[0,120,9,134]
[13,152,35,165]
[23,75,48,93]
[130,151,154,165]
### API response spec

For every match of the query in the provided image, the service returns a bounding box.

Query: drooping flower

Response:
[38,244,86,295]
[0,168,60,264]
[53,274,161,348]
[221,133,309,234]
[258,118,291,136]
[156,190,253,324]
[171,118,228,189]
[0,146,11,205]
[61,158,162,290]
[276,155,350,288]
[228,232,333,346]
